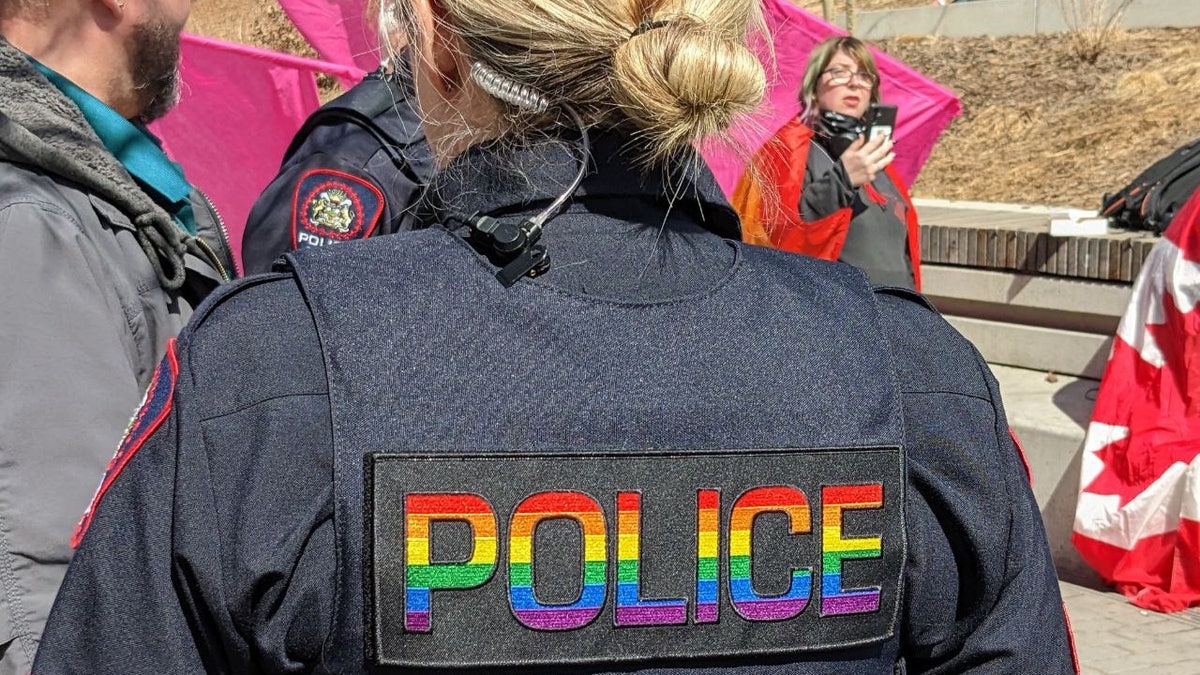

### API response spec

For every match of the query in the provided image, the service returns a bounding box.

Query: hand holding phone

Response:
[867,103,897,142]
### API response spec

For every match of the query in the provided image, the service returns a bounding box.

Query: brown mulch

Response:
[878,28,1200,207]
[188,3,1200,208]
[187,0,314,58]
[186,0,342,100]
[794,0,938,13]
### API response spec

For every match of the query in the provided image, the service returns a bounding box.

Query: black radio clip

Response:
[466,213,551,287]
[466,106,590,288]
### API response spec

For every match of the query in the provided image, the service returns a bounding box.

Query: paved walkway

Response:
[1061,581,1200,673]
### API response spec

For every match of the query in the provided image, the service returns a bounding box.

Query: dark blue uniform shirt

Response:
[35,134,1075,674]
[240,68,433,274]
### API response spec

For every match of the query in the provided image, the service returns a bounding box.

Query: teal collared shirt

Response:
[31,59,198,234]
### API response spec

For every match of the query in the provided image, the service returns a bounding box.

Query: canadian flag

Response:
[1073,190,1200,613]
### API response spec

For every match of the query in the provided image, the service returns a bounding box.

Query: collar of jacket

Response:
[0,36,190,290]
[425,128,742,240]
[29,57,198,235]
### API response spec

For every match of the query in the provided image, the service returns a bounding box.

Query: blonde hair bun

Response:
[611,17,765,162]
[376,0,768,164]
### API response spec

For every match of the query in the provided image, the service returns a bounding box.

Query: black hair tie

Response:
[631,19,670,37]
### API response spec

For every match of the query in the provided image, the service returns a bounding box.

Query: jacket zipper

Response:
[196,191,238,280]
[193,236,231,283]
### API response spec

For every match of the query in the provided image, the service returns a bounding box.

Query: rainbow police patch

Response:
[71,339,179,548]
[291,169,384,249]
[365,447,905,669]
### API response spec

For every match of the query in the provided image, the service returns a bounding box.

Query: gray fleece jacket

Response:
[0,36,236,674]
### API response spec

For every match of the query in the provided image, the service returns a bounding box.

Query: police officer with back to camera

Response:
[240,53,433,274]
[35,0,1078,672]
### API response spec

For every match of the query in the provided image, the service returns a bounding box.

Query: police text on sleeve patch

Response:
[365,447,905,669]
[291,169,384,250]
[71,339,180,548]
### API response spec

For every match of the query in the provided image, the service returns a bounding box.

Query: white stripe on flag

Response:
[1074,455,1200,549]
[1117,239,1200,368]
[1080,421,1130,488]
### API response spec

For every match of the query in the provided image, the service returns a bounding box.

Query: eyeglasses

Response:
[822,67,877,87]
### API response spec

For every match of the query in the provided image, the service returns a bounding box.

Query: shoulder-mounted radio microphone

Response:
[461,62,591,288]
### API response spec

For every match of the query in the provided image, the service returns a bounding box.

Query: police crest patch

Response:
[71,339,180,548]
[291,169,384,249]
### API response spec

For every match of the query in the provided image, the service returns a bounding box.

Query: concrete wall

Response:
[837,0,1200,40]
[922,264,1131,379]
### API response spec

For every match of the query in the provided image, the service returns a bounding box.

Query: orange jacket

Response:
[731,117,922,290]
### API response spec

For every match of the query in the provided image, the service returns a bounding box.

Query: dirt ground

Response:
[187,3,1200,209]
[187,0,317,59]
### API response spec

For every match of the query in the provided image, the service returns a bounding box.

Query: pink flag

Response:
[149,34,361,271]
[277,0,379,86]
[1073,190,1200,613]
[702,0,961,195]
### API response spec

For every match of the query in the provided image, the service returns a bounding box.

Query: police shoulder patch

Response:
[365,447,906,670]
[291,169,385,250]
[71,339,180,548]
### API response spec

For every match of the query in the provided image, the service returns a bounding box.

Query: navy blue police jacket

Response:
[240,66,434,274]
[36,133,1076,674]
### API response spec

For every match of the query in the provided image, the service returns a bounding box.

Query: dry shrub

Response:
[1114,71,1169,99]
[793,0,933,11]
[1058,0,1134,63]
[889,34,939,46]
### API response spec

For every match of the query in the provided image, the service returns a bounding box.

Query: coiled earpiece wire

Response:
[470,61,549,114]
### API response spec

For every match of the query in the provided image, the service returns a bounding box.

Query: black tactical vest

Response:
[286,228,907,674]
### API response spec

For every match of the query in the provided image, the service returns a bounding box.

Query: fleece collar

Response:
[29,58,197,234]
[0,36,192,288]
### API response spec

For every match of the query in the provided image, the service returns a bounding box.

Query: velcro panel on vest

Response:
[366,447,904,669]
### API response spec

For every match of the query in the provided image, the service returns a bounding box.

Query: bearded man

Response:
[0,1,236,670]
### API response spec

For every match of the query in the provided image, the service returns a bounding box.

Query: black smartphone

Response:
[866,103,898,142]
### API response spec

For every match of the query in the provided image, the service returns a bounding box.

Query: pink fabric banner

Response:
[702,0,962,196]
[272,0,958,195]
[149,34,360,270]
[277,0,380,86]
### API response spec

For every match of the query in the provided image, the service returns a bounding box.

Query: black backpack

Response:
[1102,136,1200,235]
[241,66,434,274]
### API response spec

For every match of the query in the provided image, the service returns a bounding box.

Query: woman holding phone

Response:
[733,36,922,290]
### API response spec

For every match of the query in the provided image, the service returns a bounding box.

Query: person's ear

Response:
[425,0,467,98]
[96,0,126,20]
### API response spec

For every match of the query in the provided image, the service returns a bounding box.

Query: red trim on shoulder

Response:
[1009,427,1033,487]
[1063,602,1082,674]
[71,339,180,549]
